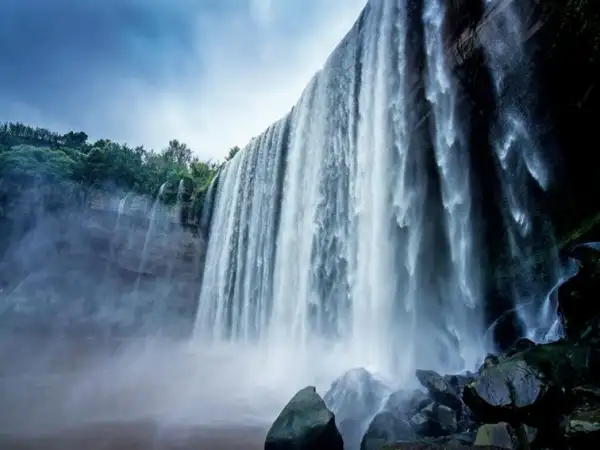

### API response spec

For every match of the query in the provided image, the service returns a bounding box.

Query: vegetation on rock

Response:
[0,121,239,226]
[273,245,600,449]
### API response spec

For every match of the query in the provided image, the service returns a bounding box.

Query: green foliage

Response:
[0,121,241,225]
[225,145,241,162]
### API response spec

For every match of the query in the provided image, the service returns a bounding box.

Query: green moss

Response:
[559,211,600,248]
[517,341,590,388]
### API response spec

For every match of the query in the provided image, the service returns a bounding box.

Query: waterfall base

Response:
[0,422,266,450]
[0,333,484,447]
[0,337,371,438]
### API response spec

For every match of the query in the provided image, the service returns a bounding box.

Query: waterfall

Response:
[103,193,132,284]
[133,182,168,300]
[175,179,186,221]
[195,0,557,382]
[422,0,484,364]
[479,0,560,342]
[196,120,288,342]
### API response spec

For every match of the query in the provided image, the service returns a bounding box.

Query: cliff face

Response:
[1,0,597,346]
[0,196,204,338]
[534,0,600,243]
[196,0,600,357]
[452,0,600,243]
[443,0,600,344]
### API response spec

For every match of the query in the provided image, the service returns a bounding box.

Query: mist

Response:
[0,163,362,450]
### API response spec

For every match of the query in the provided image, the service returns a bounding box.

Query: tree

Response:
[225,145,241,161]
[62,131,88,148]
[163,139,193,167]
[0,120,236,224]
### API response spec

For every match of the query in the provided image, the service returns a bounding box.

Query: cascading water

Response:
[165,180,187,282]
[175,179,185,217]
[422,0,484,362]
[102,193,132,284]
[133,182,168,300]
[479,0,561,342]
[195,0,557,386]
[196,121,288,342]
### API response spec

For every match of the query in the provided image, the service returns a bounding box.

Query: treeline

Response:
[0,121,241,224]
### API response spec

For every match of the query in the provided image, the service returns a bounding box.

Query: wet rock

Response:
[504,338,537,358]
[324,368,391,450]
[409,411,432,435]
[448,431,477,444]
[564,402,600,447]
[522,425,538,445]
[463,358,553,426]
[473,423,517,449]
[479,354,500,373]
[572,385,600,402]
[265,386,343,450]
[558,244,600,340]
[408,403,458,438]
[434,404,458,435]
[415,370,462,410]
[444,373,476,395]
[463,341,589,427]
[379,438,505,449]
[456,416,476,434]
[384,389,431,418]
[361,411,415,450]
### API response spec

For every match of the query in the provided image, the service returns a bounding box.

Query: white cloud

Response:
[249,0,274,26]
[111,0,367,161]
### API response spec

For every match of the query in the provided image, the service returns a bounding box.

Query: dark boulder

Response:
[479,354,500,374]
[444,373,476,392]
[265,386,343,450]
[558,244,600,339]
[564,401,600,448]
[503,338,537,358]
[378,438,506,449]
[473,423,518,449]
[415,370,463,410]
[408,402,458,438]
[572,385,600,403]
[432,404,458,435]
[383,389,431,419]
[409,410,432,435]
[361,411,415,450]
[462,341,591,427]
[561,381,600,448]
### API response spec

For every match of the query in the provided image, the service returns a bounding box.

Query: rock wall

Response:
[451,0,600,244]
[0,196,205,338]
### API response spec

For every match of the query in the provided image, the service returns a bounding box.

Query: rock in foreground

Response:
[265,386,343,450]
[462,341,587,427]
[380,439,505,449]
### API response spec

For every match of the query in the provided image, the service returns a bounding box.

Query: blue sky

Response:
[0,0,366,160]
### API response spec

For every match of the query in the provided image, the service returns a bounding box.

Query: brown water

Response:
[0,336,299,450]
[0,423,266,449]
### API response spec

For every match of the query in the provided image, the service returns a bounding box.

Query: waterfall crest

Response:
[195,0,557,381]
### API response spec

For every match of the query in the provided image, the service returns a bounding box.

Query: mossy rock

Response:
[265,386,343,450]
[381,439,505,449]
[463,341,591,427]
[565,402,600,447]
[558,244,600,339]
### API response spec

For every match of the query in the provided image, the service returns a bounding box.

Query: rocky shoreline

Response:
[264,244,600,450]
